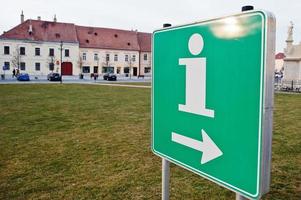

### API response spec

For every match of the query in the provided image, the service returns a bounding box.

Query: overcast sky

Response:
[1,0,300,52]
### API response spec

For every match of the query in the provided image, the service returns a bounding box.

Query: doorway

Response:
[94,66,98,74]
[61,62,73,75]
[133,67,137,76]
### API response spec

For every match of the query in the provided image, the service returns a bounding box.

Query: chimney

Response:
[54,14,57,22]
[37,16,41,21]
[21,10,24,23]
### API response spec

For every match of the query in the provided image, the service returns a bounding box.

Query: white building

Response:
[0,12,152,79]
[283,22,301,89]
[275,52,284,73]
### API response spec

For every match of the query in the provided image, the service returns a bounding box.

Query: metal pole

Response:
[129,55,132,80]
[236,193,249,200]
[161,22,172,200]
[60,41,63,84]
[162,158,170,200]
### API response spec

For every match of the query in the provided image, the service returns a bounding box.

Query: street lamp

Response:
[59,41,63,84]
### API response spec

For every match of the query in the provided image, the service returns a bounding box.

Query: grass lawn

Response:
[0,84,300,200]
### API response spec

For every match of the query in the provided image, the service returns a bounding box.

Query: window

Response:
[117,67,121,74]
[35,48,40,56]
[65,49,69,57]
[20,62,26,70]
[82,66,90,73]
[49,48,54,56]
[35,63,40,71]
[125,54,129,62]
[102,66,114,73]
[124,67,129,73]
[49,63,54,71]
[83,53,86,60]
[106,54,110,62]
[4,46,10,55]
[20,47,25,55]
[144,54,147,61]
[144,67,151,73]
[114,54,118,62]
[132,55,136,62]
[94,53,99,61]
[4,62,10,70]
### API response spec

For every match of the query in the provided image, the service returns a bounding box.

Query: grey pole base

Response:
[162,158,170,200]
[236,193,250,200]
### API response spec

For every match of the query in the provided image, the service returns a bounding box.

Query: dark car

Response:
[17,73,30,81]
[47,73,62,81]
[103,73,117,81]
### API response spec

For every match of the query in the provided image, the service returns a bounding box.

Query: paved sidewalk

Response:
[0,76,151,85]
[93,83,151,88]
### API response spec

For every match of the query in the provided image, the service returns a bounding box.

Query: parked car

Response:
[103,73,117,81]
[47,73,62,81]
[17,73,30,81]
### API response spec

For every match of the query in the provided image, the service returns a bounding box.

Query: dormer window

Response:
[86,39,89,43]
[94,32,98,36]
[127,42,131,46]
[114,34,118,38]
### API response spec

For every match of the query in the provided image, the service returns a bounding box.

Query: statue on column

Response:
[285,21,294,55]
[287,21,294,42]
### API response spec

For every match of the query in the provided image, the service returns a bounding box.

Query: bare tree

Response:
[47,55,56,72]
[78,55,83,74]
[102,56,112,74]
[11,47,21,69]
[126,55,134,79]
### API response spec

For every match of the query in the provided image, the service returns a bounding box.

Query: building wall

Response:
[139,51,151,76]
[0,39,152,77]
[283,60,301,81]
[79,48,140,76]
[275,59,284,72]
[0,39,80,76]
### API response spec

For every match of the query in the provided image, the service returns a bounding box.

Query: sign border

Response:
[151,10,275,199]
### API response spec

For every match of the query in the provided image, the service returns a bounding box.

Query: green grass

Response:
[0,85,300,200]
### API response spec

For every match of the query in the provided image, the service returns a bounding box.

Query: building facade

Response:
[0,13,152,78]
[275,52,284,73]
[283,22,301,89]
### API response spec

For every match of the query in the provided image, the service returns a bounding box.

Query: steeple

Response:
[21,10,24,23]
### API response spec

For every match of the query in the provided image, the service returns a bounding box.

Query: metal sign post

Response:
[161,23,172,200]
[152,10,275,200]
[236,193,249,200]
[162,158,170,200]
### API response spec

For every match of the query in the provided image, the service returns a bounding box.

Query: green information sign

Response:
[152,11,275,199]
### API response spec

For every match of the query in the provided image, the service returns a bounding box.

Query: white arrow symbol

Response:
[171,130,223,164]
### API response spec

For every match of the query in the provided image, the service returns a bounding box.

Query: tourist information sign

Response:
[152,11,275,199]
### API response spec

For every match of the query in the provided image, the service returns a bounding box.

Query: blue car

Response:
[17,73,30,81]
